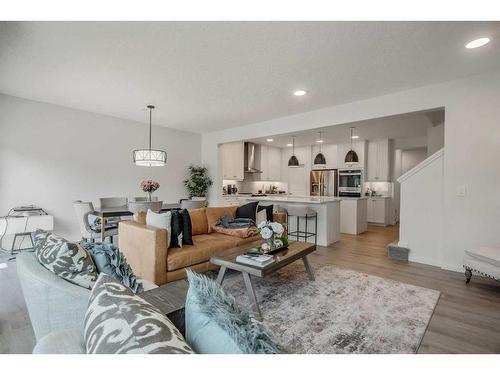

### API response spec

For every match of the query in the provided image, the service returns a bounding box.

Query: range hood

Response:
[244,142,263,173]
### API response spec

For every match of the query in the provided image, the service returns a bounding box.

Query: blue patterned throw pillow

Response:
[79,241,143,294]
[33,230,98,289]
[84,274,193,354]
[185,270,278,354]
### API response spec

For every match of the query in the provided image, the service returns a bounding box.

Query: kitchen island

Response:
[247,195,341,246]
[338,197,368,235]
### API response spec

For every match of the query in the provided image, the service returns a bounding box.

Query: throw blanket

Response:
[216,213,256,229]
[213,225,257,239]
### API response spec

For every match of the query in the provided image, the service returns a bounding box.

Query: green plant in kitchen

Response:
[183,165,213,198]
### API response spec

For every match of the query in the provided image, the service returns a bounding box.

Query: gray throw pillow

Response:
[84,274,193,354]
[34,230,97,289]
[79,241,143,294]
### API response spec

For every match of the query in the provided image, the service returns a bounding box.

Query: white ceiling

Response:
[247,110,441,148]
[0,22,499,133]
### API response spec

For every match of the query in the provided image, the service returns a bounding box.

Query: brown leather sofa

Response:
[118,206,261,285]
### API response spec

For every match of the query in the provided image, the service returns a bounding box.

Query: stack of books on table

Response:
[236,253,274,268]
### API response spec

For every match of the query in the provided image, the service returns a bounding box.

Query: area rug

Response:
[216,263,440,354]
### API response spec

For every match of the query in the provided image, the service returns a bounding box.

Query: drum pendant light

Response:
[288,136,300,167]
[344,127,359,163]
[314,131,326,166]
[133,105,167,167]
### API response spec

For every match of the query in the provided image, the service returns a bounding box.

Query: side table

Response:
[139,279,188,335]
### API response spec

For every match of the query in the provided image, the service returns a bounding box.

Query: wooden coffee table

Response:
[210,240,316,320]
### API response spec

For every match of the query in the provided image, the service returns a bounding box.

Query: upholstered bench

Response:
[463,247,500,284]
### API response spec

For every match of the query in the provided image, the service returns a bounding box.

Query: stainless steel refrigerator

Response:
[310,169,338,196]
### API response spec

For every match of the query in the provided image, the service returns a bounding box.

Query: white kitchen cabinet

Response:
[312,144,338,169]
[219,195,249,207]
[337,141,366,170]
[220,141,244,181]
[260,145,281,181]
[366,139,391,181]
[268,146,281,181]
[367,197,390,225]
[282,146,310,195]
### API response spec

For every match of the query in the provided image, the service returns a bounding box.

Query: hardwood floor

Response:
[1,224,499,353]
[310,225,500,354]
[0,253,36,354]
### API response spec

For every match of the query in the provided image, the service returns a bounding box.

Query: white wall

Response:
[427,123,445,156]
[0,94,201,241]
[398,151,444,267]
[401,148,427,174]
[202,68,500,272]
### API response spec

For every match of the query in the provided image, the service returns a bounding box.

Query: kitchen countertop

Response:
[337,196,368,200]
[247,195,340,204]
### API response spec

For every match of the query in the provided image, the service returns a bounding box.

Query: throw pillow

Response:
[170,210,183,248]
[235,201,259,222]
[180,209,194,245]
[205,206,237,233]
[146,209,172,248]
[188,207,208,235]
[84,274,193,354]
[34,230,97,289]
[257,204,274,222]
[185,270,278,354]
[79,241,144,294]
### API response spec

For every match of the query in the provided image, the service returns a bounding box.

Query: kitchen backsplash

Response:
[222,179,288,194]
[363,181,393,197]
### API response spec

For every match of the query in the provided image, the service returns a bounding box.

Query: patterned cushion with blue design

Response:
[33,230,98,289]
[84,274,193,354]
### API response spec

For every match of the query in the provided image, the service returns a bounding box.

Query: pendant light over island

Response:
[313,131,326,166]
[288,136,300,167]
[344,127,359,163]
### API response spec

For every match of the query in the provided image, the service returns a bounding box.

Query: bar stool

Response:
[286,205,318,245]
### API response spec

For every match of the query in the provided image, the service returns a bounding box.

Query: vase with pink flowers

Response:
[140,180,160,201]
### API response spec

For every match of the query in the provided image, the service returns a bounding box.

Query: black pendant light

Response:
[345,127,359,163]
[133,105,167,167]
[314,131,326,166]
[288,136,300,167]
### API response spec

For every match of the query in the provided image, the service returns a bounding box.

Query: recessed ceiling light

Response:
[351,135,360,139]
[266,138,274,142]
[466,37,490,49]
[293,90,307,96]
[316,139,324,143]
[286,143,293,147]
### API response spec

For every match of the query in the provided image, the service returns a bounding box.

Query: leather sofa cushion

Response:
[167,234,236,271]
[189,208,209,235]
[167,233,262,272]
[134,211,147,225]
[231,234,261,246]
[205,206,237,233]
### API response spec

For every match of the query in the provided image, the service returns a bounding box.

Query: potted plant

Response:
[183,165,213,199]
[140,180,160,201]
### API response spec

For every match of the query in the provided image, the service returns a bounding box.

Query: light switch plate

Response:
[456,185,467,197]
